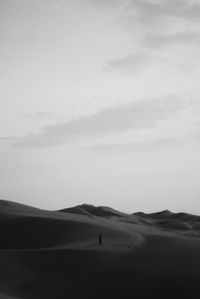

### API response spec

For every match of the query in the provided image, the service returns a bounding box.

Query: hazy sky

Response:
[1,0,200,213]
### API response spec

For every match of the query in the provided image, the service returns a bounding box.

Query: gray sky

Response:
[1,0,200,213]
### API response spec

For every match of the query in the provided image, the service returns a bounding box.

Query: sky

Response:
[0,0,200,213]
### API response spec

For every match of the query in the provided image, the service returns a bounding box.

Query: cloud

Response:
[143,32,200,49]
[91,0,200,23]
[14,96,184,148]
[102,0,200,73]
[106,47,198,73]
[132,0,200,23]
[106,51,161,73]
[23,110,60,120]
[0,136,18,141]
[86,137,183,153]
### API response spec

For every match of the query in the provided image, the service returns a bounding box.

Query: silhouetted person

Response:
[98,234,102,246]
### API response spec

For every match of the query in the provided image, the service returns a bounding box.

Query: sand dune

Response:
[133,208,200,233]
[0,200,142,252]
[0,200,200,298]
[58,204,125,217]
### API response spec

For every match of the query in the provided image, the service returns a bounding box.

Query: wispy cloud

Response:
[23,110,63,120]
[86,137,184,153]
[143,32,200,49]
[102,0,200,73]
[92,0,200,26]
[106,51,161,73]
[106,47,198,73]
[132,0,200,23]
[111,0,200,21]
[0,136,18,141]
[105,51,153,72]
[14,96,184,148]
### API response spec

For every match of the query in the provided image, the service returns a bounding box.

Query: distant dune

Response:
[0,200,200,298]
[58,204,124,217]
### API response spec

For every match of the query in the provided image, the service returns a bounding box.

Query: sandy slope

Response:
[0,296,19,299]
[0,200,200,298]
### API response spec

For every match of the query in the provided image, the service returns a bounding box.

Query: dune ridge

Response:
[0,199,200,298]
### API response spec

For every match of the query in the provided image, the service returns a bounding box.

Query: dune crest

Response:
[1,200,200,299]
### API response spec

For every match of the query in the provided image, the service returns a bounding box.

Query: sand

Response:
[0,200,200,298]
